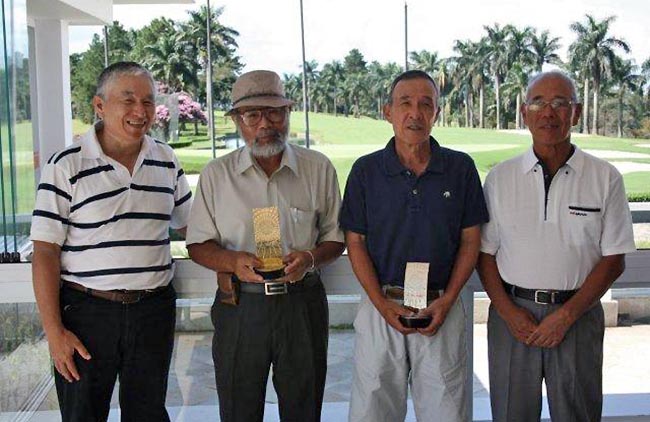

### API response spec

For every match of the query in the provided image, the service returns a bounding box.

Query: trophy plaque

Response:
[252,207,286,280]
[398,262,432,328]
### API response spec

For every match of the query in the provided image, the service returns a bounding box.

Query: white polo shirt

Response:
[481,146,636,290]
[30,124,192,290]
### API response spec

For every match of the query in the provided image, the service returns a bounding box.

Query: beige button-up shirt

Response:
[186,144,344,255]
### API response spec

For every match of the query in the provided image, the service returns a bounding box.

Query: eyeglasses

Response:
[239,108,288,126]
[526,98,574,112]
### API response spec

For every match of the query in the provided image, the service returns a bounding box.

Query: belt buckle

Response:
[534,290,555,305]
[121,292,142,304]
[264,282,288,296]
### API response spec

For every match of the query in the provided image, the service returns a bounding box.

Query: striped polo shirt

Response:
[30,124,192,290]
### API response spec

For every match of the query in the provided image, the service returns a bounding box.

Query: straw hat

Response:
[226,70,294,115]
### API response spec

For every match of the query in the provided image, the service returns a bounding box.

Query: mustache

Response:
[255,129,282,141]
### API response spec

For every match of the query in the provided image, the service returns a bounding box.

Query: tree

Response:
[70,22,133,123]
[610,57,641,137]
[143,33,198,93]
[180,5,241,106]
[343,49,368,117]
[570,14,630,135]
[320,61,345,116]
[530,29,562,72]
[502,63,529,129]
[483,24,512,129]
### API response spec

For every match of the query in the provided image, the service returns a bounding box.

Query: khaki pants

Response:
[348,294,468,422]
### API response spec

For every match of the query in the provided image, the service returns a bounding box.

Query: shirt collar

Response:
[80,122,154,160]
[235,143,299,176]
[521,144,583,175]
[382,136,444,177]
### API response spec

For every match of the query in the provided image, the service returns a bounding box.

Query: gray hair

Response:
[95,61,155,99]
[526,70,578,102]
[387,69,440,106]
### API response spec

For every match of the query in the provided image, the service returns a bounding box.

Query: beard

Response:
[248,126,289,158]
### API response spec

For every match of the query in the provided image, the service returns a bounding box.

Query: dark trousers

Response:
[488,297,604,422]
[55,284,176,422]
[211,279,329,422]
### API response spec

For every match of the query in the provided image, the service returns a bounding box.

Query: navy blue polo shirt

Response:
[340,137,489,290]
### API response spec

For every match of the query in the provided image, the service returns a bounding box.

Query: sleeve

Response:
[185,164,221,246]
[30,162,72,245]
[170,154,192,229]
[480,173,500,255]
[316,160,345,244]
[461,156,489,229]
[339,159,368,235]
[600,169,637,256]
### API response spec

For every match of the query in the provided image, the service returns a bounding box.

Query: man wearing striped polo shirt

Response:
[478,71,636,421]
[30,62,191,421]
[186,70,345,421]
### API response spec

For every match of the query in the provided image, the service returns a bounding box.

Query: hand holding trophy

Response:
[252,207,286,280]
[398,262,432,329]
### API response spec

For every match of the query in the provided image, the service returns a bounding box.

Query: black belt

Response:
[502,280,577,305]
[62,280,169,304]
[234,272,321,296]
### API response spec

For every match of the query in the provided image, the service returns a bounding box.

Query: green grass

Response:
[67,113,650,198]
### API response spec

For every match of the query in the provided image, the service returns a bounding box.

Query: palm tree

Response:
[320,61,345,116]
[301,60,319,112]
[530,29,562,72]
[453,39,489,128]
[610,57,641,137]
[451,40,477,128]
[502,63,529,129]
[144,34,198,93]
[436,59,452,126]
[569,14,630,135]
[483,24,512,129]
[409,50,440,74]
[180,5,241,102]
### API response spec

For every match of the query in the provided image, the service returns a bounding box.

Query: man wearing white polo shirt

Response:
[478,70,636,422]
[30,62,191,421]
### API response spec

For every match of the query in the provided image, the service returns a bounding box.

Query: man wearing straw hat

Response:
[186,69,345,422]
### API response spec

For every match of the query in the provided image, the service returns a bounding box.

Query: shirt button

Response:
[406,171,412,176]
[412,189,418,195]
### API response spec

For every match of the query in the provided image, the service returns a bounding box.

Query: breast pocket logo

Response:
[443,191,451,199]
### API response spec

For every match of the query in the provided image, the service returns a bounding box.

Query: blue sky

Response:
[69,0,650,75]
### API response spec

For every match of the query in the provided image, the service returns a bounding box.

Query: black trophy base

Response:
[254,266,286,280]
[399,315,432,329]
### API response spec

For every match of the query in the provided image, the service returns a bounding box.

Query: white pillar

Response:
[33,19,72,170]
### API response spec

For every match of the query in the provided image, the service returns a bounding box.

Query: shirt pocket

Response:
[567,205,602,246]
[289,207,318,251]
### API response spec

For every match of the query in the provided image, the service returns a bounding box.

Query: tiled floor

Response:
[20,324,650,421]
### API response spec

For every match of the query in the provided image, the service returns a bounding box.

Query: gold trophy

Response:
[252,207,286,280]
[398,262,432,328]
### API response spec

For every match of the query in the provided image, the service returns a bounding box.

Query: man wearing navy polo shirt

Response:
[340,70,488,422]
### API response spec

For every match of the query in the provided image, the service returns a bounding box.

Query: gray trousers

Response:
[211,279,329,422]
[487,296,605,422]
[349,294,468,422]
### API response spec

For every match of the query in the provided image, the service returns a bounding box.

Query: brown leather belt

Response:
[383,285,443,301]
[62,280,169,304]
[502,280,577,305]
